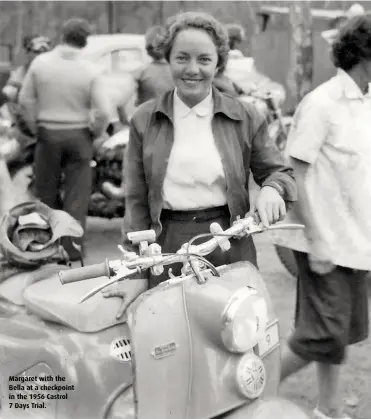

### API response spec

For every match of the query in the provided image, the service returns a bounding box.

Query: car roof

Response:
[82,34,146,57]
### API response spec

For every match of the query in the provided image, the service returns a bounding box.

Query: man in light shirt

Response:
[277,14,371,419]
[18,18,111,260]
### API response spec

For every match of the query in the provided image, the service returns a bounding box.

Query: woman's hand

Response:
[255,186,286,228]
[102,279,148,319]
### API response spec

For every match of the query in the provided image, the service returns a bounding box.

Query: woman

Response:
[134,25,174,106]
[122,11,297,288]
[278,14,371,419]
[2,35,51,129]
[3,35,51,105]
[226,23,246,58]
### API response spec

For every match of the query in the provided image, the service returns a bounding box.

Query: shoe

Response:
[313,407,352,419]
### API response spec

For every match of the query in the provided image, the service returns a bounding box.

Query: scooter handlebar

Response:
[59,260,111,284]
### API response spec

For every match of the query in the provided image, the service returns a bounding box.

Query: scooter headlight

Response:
[221,287,268,353]
[250,397,310,419]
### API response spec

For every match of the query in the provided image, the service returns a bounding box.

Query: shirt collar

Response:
[55,43,82,59]
[173,88,213,118]
[336,68,371,99]
[154,86,244,123]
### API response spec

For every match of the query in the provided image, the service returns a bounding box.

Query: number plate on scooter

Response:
[257,321,279,357]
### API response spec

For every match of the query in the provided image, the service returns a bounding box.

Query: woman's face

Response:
[169,27,219,107]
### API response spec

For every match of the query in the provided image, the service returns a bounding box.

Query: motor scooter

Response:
[0,213,309,419]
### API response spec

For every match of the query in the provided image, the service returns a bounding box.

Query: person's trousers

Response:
[288,251,369,364]
[148,205,258,288]
[34,127,93,256]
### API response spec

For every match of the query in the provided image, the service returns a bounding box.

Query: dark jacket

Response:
[135,61,174,106]
[122,86,297,248]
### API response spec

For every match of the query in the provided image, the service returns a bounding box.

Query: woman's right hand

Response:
[255,186,286,228]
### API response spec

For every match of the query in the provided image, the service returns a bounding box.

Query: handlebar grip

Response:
[59,260,111,285]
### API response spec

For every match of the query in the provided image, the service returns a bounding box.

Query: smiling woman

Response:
[119,11,297,288]
[157,12,229,107]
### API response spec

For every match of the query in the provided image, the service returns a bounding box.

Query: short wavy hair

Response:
[156,11,230,70]
[61,18,91,48]
[332,13,371,71]
[226,23,245,50]
[145,25,166,60]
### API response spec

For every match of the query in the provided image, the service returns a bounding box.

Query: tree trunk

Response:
[287,1,313,106]
[107,1,117,33]
[14,1,25,58]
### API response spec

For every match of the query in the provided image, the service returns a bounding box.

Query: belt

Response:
[161,205,230,222]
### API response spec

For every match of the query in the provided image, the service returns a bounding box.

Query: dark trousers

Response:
[34,127,93,256]
[289,251,369,364]
[148,206,258,288]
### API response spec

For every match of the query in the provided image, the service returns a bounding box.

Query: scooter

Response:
[0,213,309,419]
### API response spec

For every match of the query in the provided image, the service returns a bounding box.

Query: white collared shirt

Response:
[162,89,227,210]
[272,68,371,270]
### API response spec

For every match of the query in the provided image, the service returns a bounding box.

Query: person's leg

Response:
[280,345,310,381]
[316,363,342,417]
[315,268,368,418]
[280,259,312,381]
[33,127,63,208]
[60,128,93,259]
[282,253,358,417]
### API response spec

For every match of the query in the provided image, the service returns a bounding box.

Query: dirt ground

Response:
[83,212,371,419]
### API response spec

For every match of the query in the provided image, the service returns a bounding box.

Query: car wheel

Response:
[274,245,298,279]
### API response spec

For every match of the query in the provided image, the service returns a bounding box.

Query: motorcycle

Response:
[0,212,310,419]
[238,88,292,153]
[0,105,128,219]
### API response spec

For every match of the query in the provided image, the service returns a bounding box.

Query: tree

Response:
[287,1,313,105]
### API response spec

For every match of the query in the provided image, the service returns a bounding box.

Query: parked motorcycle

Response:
[0,212,309,419]
[238,87,292,153]
[0,106,128,219]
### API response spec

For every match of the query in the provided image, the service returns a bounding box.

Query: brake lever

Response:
[265,223,305,231]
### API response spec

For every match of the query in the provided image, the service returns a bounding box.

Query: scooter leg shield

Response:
[127,261,282,419]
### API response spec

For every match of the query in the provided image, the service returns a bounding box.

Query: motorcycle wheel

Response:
[268,116,293,153]
[274,245,298,279]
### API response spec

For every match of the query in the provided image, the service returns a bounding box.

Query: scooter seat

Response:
[23,272,147,333]
[0,263,67,306]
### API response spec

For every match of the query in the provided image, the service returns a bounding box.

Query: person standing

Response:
[278,14,371,419]
[18,18,111,260]
[134,25,174,106]
[2,35,51,131]
[120,11,297,289]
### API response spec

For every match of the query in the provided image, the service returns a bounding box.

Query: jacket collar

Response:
[154,86,244,122]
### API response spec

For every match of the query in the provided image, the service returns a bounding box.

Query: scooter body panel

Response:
[128,261,281,419]
[0,314,133,419]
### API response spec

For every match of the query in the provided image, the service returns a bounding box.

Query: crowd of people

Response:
[0,7,370,419]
